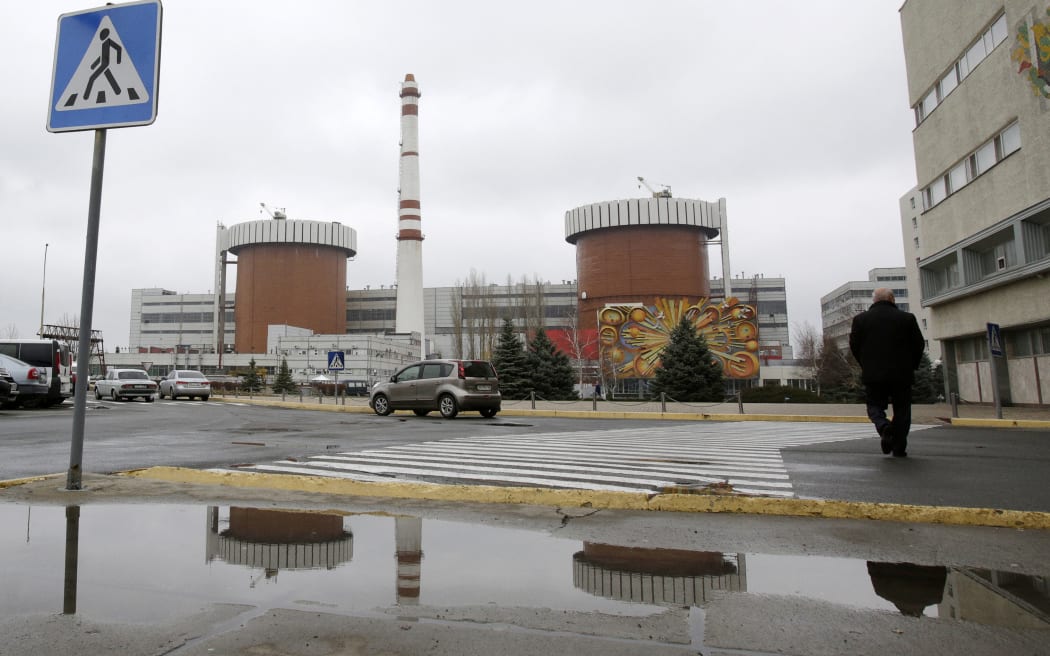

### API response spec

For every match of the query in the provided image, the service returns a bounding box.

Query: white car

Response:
[158,369,211,401]
[94,369,157,402]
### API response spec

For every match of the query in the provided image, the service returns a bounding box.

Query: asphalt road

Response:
[3,398,1050,513]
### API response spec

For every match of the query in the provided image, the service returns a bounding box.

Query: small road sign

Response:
[327,351,345,371]
[987,323,1003,357]
[48,0,162,133]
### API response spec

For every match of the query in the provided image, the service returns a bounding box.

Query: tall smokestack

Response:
[396,73,425,358]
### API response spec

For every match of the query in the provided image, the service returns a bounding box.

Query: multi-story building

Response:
[899,187,942,364]
[900,1,1050,405]
[820,268,912,353]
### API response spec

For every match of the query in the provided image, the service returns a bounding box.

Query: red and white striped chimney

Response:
[396,74,425,356]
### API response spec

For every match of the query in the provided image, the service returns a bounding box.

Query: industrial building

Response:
[820,268,914,353]
[900,1,1050,405]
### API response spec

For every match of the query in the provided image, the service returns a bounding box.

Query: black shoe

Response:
[892,450,908,458]
[878,424,893,454]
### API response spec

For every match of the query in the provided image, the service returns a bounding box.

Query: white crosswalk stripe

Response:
[215,422,932,497]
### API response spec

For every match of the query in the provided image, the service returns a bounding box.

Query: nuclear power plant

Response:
[105,73,803,391]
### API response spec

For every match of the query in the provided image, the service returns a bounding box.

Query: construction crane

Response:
[259,202,287,220]
[637,177,672,198]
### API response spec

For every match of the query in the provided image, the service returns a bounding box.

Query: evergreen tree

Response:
[527,327,578,400]
[272,357,297,395]
[241,357,264,393]
[491,317,531,399]
[911,352,938,403]
[931,359,945,401]
[648,317,725,402]
[818,339,862,402]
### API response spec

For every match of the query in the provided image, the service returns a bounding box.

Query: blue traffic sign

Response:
[987,322,1004,357]
[48,0,162,132]
[327,351,345,371]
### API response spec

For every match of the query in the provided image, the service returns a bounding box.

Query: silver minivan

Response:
[369,359,501,418]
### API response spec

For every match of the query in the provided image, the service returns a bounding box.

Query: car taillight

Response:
[27,367,42,381]
[55,351,61,371]
[458,362,466,379]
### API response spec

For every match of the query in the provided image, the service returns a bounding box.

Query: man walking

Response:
[849,288,926,457]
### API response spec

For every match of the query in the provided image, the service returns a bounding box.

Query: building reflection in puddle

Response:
[36,504,1050,631]
[204,507,423,605]
[573,544,746,606]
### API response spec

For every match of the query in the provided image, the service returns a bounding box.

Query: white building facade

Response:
[820,268,913,354]
[901,1,1050,405]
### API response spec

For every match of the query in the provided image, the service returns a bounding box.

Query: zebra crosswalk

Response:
[216,422,931,497]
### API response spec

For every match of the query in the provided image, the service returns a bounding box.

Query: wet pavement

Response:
[1,488,1049,655]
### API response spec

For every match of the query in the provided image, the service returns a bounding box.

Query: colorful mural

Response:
[597,297,759,380]
[1012,7,1050,99]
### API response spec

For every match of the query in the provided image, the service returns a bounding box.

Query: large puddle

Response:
[2,503,1048,643]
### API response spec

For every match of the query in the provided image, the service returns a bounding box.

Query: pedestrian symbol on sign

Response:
[55,16,149,110]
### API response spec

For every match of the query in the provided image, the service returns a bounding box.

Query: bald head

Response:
[872,287,895,304]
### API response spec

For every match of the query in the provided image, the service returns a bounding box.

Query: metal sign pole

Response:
[987,322,1003,420]
[67,128,107,491]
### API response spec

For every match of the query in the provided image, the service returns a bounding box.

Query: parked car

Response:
[0,353,51,409]
[0,339,72,406]
[0,366,18,406]
[94,368,157,402]
[369,359,501,418]
[158,370,211,401]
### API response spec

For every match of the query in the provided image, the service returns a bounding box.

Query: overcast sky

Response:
[2,1,916,350]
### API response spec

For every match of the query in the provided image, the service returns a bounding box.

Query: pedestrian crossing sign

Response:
[48,0,162,133]
[327,351,345,371]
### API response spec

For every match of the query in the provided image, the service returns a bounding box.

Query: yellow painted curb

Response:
[0,474,59,490]
[121,466,1050,530]
[950,418,1050,429]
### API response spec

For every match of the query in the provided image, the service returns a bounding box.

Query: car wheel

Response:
[110,389,119,401]
[438,394,459,419]
[95,388,102,400]
[480,407,498,418]
[145,395,154,403]
[412,409,429,417]
[201,396,209,402]
[372,394,393,416]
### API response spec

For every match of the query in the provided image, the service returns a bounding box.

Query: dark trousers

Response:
[864,381,912,452]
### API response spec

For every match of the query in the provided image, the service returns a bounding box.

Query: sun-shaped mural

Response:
[597,297,760,380]
[1012,7,1050,98]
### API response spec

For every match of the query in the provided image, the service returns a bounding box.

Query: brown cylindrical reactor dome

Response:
[565,197,724,333]
[221,219,357,354]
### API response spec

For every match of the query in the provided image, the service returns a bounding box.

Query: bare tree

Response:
[793,321,822,393]
[561,304,597,387]
[2,323,19,338]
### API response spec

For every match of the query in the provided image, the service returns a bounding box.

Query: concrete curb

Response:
[949,417,1050,429]
[120,466,1050,530]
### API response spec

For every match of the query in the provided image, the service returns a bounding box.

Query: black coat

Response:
[849,301,926,385]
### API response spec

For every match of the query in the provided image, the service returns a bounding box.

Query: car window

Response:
[420,363,446,379]
[118,371,149,380]
[180,371,206,379]
[13,344,53,368]
[396,365,421,382]
[462,361,496,378]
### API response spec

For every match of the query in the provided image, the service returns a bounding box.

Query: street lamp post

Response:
[39,243,49,336]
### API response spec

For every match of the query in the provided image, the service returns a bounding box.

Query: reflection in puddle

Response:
[3,503,1049,637]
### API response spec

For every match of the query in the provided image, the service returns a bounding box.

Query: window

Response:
[948,161,968,193]
[912,217,918,229]
[914,236,920,250]
[1007,331,1032,357]
[975,140,996,174]
[956,336,989,363]
[921,122,1021,209]
[913,13,1007,125]
[1000,122,1021,156]
[1037,327,1050,355]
